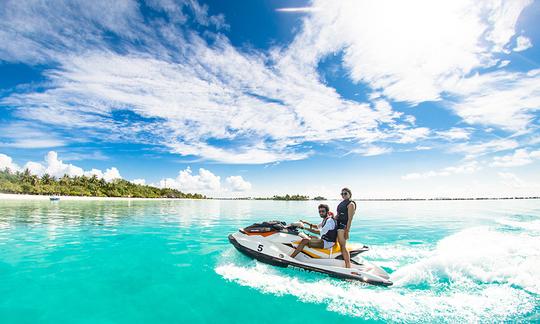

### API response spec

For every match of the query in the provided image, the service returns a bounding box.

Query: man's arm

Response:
[300,220,321,234]
[306,223,320,234]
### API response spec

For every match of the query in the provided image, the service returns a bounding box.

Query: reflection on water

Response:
[0,199,539,323]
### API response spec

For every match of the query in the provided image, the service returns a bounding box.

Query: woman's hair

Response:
[341,187,352,197]
[318,204,329,213]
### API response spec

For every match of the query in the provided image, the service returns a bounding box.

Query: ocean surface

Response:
[0,199,539,323]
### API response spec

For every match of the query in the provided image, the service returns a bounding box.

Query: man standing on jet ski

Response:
[290,204,337,258]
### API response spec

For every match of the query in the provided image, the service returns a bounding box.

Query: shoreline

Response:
[2,193,539,202]
[0,193,190,201]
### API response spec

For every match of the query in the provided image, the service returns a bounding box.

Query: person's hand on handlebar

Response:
[290,221,305,228]
[300,220,316,230]
[300,220,317,230]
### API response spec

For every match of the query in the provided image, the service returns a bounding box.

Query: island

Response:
[0,168,205,199]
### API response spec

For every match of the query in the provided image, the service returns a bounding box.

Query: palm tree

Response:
[41,173,52,185]
[22,169,32,184]
[60,175,70,186]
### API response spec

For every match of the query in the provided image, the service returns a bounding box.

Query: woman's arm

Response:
[345,202,356,240]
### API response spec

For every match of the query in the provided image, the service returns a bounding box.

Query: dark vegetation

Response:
[0,168,205,198]
[254,194,309,201]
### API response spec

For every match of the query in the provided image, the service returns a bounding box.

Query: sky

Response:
[1,0,540,199]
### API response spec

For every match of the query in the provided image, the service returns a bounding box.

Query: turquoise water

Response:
[0,199,539,323]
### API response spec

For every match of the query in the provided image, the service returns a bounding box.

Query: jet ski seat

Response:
[292,240,370,259]
[311,243,369,256]
[311,242,343,255]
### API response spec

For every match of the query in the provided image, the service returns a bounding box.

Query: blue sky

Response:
[1,0,540,198]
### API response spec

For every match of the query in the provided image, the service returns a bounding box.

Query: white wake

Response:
[216,222,540,321]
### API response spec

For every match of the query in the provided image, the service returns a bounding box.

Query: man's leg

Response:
[307,239,324,248]
[290,238,310,258]
[291,238,325,258]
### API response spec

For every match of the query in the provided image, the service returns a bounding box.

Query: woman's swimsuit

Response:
[336,199,356,230]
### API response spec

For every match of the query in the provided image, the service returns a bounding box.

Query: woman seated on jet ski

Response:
[290,204,337,258]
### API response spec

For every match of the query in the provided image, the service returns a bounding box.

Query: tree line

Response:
[254,194,310,201]
[0,168,205,199]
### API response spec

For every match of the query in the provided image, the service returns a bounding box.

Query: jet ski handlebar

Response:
[299,220,317,228]
[288,221,305,229]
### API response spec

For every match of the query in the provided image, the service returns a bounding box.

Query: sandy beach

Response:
[0,193,188,201]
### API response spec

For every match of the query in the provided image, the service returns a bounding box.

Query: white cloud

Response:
[0,151,122,182]
[23,161,46,176]
[168,142,309,164]
[352,145,392,157]
[0,153,21,172]
[2,43,409,164]
[451,139,519,158]
[415,146,432,151]
[490,149,540,167]
[84,169,104,178]
[498,60,511,68]
[159,167,221,192]
[402,161,481,180]
[225,176,252,191]
[59,151,108,161]
[285,0,532,104]
[0,0,537,166]
[498,172,524,187]
[157,167,254,194]
[103,167,121,182]
[181,0,227,28]
[0,0,144,64]
[436,128,471,141]
[131,178,146,185]
[395,126,430,144]
[0,0,226,63]
[513,35,533,52]
[25,151,85,178]
[0,122,66,148]
[282,0,539,137]
[0,0,431,164]
[0,139,66,149]
[498,172,540,191]
[447,69,540,132]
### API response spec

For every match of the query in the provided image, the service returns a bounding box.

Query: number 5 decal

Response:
[257,244,263,252]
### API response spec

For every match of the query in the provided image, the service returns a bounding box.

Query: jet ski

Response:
[228,220,393,286]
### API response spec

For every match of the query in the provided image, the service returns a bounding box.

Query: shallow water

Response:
[0,199,539,323]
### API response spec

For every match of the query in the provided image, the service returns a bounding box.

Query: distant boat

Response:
[50,196,60,201]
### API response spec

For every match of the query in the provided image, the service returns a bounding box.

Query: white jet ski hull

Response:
[228,223,392,286]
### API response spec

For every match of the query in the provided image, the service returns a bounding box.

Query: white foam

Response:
[215,263,535,322]
[217,225,540,321]
[391,226,540,294]
[361,244,431,271]
[366,243,431,260]
[496,218,540,232]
